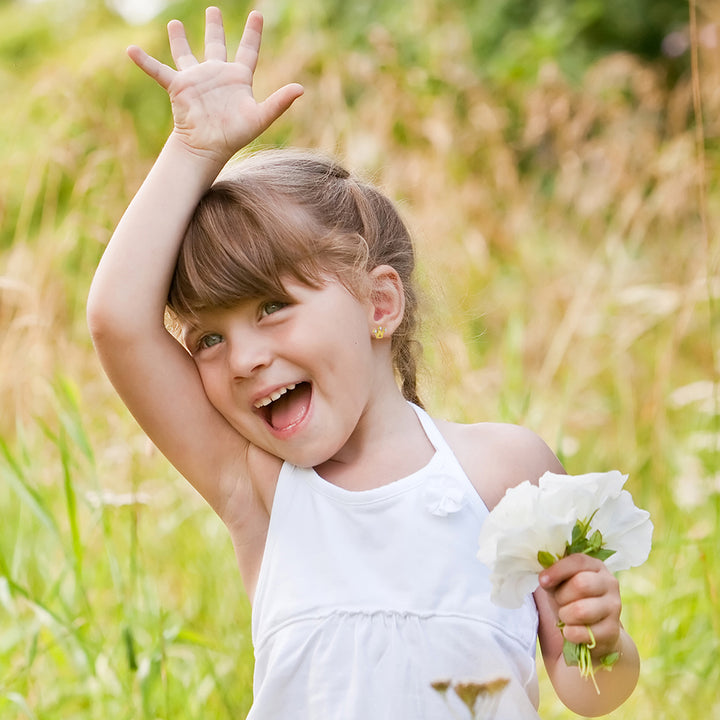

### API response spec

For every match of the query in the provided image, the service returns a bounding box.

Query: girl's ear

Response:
[367,264,405,336]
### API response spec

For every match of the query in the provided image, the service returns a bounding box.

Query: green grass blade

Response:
[0,436,60,539]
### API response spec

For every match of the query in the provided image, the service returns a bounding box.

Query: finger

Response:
[559,621,599,647]
[234,10,263,73]
[204,6,227,62]
[257,83,305,129]
[167,19,198,71]
[557,595,616,631]
[560,614,621,651]
[552,568,616,608]
[539,553,605,591]
[127,45,176,89]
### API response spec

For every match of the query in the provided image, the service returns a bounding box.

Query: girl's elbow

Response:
[86,285,134,347]
[86,287,115,342]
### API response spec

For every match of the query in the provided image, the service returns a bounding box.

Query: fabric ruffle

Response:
[424,471,467,517]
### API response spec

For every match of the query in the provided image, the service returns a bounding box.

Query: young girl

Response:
[88,8,640,718]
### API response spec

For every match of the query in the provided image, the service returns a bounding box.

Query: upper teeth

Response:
[254,383,297,409]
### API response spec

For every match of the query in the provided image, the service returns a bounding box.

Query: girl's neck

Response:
[313,395,434,492]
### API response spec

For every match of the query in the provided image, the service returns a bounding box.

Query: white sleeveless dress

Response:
[248,405,541,719]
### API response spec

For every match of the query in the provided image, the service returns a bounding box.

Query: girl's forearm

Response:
[89,8,302,342]
[88,133,225,336]
[547,629,640,717]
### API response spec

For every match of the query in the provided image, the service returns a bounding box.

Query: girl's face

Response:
[182,277,385,467]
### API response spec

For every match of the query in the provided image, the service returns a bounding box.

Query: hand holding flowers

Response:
[477,471,652,693]
[539,553,622,670]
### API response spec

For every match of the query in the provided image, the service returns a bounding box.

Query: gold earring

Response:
[372,326,386,339]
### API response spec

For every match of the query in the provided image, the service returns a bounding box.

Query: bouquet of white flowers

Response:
[477,471,652,691]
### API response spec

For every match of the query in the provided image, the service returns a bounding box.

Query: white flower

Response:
[587,490,654,572]
[477,471,653,608]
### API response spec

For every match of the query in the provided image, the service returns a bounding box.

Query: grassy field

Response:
[0,0,718,718]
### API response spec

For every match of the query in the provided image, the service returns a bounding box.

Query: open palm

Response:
[127,7,303,162]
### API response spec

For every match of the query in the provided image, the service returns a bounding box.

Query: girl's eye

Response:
[198,333,223,350]
[261,301,288,317]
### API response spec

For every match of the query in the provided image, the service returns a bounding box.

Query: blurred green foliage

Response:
[1,0,688,81]
[464,0,687,81]
[0,0,691,253]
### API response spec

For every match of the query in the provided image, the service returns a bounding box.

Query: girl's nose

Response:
[227,336,272,378]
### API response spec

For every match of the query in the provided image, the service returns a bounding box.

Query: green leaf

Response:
[566,519,592,555]
[562,639,581,667]
[601,652,620,669]
[571,520,585,546]
[566,538,586,556]
[588,529,604,552]
[587,547,616,562]
[538,550,557,568]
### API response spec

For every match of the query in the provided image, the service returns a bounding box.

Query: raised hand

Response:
[127,7,303,164]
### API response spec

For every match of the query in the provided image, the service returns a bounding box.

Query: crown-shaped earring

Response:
[372,326,386,339]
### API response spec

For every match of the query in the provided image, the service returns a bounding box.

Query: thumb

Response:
[127,45,176,90]
[257,83,304,129]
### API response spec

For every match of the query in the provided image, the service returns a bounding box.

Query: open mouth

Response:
[254,382,312,432]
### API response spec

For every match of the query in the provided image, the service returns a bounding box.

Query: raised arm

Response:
[87,8,302,516]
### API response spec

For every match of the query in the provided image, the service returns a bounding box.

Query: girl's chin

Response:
[266,434,346,471]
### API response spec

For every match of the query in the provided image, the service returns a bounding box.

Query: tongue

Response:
[269,383,311,431]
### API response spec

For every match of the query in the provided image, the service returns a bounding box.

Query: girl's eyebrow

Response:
[181,307,221,330]
[179,320,202,344]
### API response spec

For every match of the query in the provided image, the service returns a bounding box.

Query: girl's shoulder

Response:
[434,418,565,511]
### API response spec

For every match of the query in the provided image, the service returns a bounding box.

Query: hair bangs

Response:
[168,179,370,322]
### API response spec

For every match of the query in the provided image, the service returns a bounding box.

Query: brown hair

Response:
[168,149,423,406]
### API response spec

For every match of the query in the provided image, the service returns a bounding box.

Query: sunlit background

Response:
[1,0,717,718]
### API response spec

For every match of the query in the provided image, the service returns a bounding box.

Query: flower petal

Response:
[590,492,653,571]
[538,470,628,521]
[490,569,541,608]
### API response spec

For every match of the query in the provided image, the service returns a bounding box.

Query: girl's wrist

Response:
[164,131,231,180]
[590,627,625,665]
